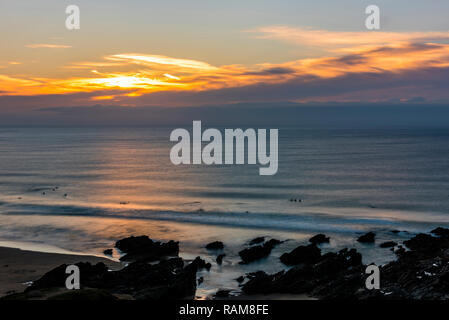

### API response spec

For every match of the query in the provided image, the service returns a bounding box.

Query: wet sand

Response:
[0,246,121,296]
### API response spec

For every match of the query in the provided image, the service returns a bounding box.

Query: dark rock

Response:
[431,227,449,238]
[48,289,117,300]
[444,248,449,258]
[403,233,447,255]
[239,245,269,264]
[11,257,199,300]
[205,241,224,250]
[130,259,198,300]
[1,290,43,300]
[249,237,265,245]
[394,246,406,255]
[239,239,282,264]
[265,238,282,247]
[236,276,245,283]
[309,234,330,245]
[103,249,113,255]
[355,231,449,300]
[116,236,149,252]
[280,244,321,266]
[25,262,108,292]
[192,256,211,271]
[242,271,277,295]
[216,254,226,265]
[243,248,364,298]
[379,241,397,248]
[357,232,376,243]
[214,289,231,298]
[198,277,204,285]
[108,258,197,300]
[115,235,179,262]
[391,230,401,234]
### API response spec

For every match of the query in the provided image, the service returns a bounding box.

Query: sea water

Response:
[1,126,449,297]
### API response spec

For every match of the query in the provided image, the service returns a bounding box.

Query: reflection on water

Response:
[1,127,449,219]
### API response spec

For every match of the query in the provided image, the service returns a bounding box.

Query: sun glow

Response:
[2,30,449,103]
[81,75,179,88]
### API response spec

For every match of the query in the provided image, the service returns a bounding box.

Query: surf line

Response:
[169,121,278,175]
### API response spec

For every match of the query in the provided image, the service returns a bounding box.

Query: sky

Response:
[1,0,449,125]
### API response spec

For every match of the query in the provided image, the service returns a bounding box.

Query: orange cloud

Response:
[0,75,49,95]
[248,26,449,52]
[164,73,181,80]
[2,30,449,104]
[107,54,217,71]
[25,44,72,49]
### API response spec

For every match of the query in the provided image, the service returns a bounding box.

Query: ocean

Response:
[1,126,449,297]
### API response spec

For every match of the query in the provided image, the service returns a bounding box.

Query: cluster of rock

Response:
[241,228,449,300]
[3,227,449,300]
[238,238,283,264]
[2,236,208,300]
[115,235,179,262]
[241,231,363,298]
[356,227,449,299]
[243,247,363,299]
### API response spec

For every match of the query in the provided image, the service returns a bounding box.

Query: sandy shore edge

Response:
[0,246,121,297]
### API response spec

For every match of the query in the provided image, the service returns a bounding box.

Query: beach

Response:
[0,212,416,298]
[0,243,313,300]
[0,246,120,297]
[1,227,448,300]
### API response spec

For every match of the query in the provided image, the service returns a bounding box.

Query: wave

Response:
[0,200,441,235]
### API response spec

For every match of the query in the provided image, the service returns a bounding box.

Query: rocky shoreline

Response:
[2,228,448,300]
